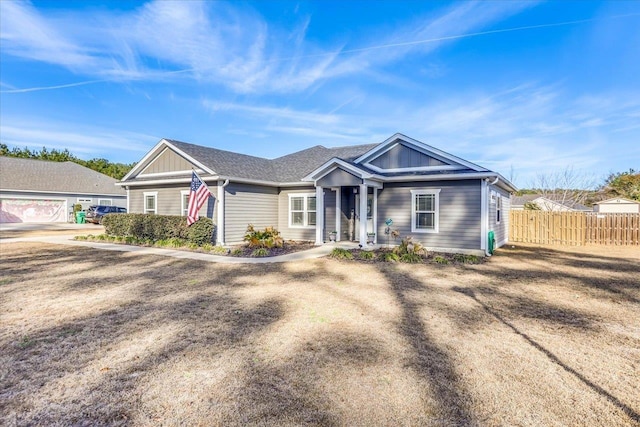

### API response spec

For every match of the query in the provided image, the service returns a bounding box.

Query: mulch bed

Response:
[333,248,488,265]
[227,240,316,257]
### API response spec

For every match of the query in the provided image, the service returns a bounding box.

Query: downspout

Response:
[485,176,499,256]
[217,179,230,245]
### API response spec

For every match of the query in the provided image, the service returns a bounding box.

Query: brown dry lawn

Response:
[0,241,638,426]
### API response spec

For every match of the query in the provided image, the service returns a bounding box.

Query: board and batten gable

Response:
[376,180,482,251]
[138,147,194,176]
[128,183,217,219]
[278,186,316,241]
[223,182,278,244]
[317,168,361,187]
[370,143,448,169]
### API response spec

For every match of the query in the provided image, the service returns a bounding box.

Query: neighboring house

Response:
[593,197,640,213]
[118,133,516,255]
[0,157,127,223]
[511,195,590,212]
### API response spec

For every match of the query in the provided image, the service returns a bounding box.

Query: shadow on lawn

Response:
[488,245,640,305]
[380,264,476,426]
[0,245,380,426]
[453,286,640,424]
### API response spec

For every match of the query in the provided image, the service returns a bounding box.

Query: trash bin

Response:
[487,231,495,255]
[76,211,86,224]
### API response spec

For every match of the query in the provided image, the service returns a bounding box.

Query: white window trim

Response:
[181,190,190,216]
[288,193,316,228]
[410,189,441,233]
[496,195,502,224]
[143,191,158,214]
[98,198,112,206]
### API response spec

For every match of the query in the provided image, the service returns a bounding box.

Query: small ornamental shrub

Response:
[394,236,425,256]
[200,243,215,252]
[359,250,375,260]
[231,248,244,256]
[400,253,423,264]
[381,252,400,263]
[452,254,481,264]
[244,225,284,248]
[434,256,449,264]
[329,248,354,260]
[251,248,270,257]
[210,245,228,255]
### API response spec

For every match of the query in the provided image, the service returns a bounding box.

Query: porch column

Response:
[315,185,324,245]
[359,183,367,246]
[373,188,378,244]
[217,180,226,245]
[335,187,341,241]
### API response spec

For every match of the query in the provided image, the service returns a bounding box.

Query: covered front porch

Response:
[306,162,384,246]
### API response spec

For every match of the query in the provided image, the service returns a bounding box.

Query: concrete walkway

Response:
[1,232,364,264]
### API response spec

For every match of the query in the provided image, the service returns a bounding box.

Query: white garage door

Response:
[0,199,67,223]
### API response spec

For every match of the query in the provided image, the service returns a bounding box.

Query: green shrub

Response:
[359,250,375,260]
[74,235,88,241]
[381,252,400,263]
[434,256,449,264]
[400,253,423,263]
[231,248,244,256]
[251,248,270,257]
[329,248,354,260]
[200,243,214,251]
[244,224,284,248]
[102,214,214,246]
[452,254,481,264]
[187,218,215,246]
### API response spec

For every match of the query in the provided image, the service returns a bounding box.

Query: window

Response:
[289,193,316,228]
[77,198,92,204]
[181,190,190,216]
[143,192,157,214]
[411,189,440,233]
[98,199,112,206]
[496,195,502,223]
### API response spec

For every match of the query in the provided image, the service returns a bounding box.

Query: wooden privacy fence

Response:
[510,211,640,246]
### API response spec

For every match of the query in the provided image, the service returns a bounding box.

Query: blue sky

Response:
[1,0,639,187]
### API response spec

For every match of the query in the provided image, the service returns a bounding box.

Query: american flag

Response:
[187,171,212,226]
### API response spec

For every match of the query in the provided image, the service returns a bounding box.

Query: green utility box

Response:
[487,231,495,255]
[76,211,86,224]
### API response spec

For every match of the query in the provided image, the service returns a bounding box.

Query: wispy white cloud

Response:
[0,0,541,94]
[201,82,640,186]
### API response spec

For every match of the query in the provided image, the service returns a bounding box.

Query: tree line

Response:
[515,168,640,208]
[0,144,135,180]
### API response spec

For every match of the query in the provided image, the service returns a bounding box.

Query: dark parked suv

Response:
[85,205,127,224]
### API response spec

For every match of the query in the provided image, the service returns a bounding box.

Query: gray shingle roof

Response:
[166,139,277,182]
[271,144,378,182]
[0,157,126,195]
[164,139,378,183]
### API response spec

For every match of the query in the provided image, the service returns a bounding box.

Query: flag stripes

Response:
[187,171,212,226]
